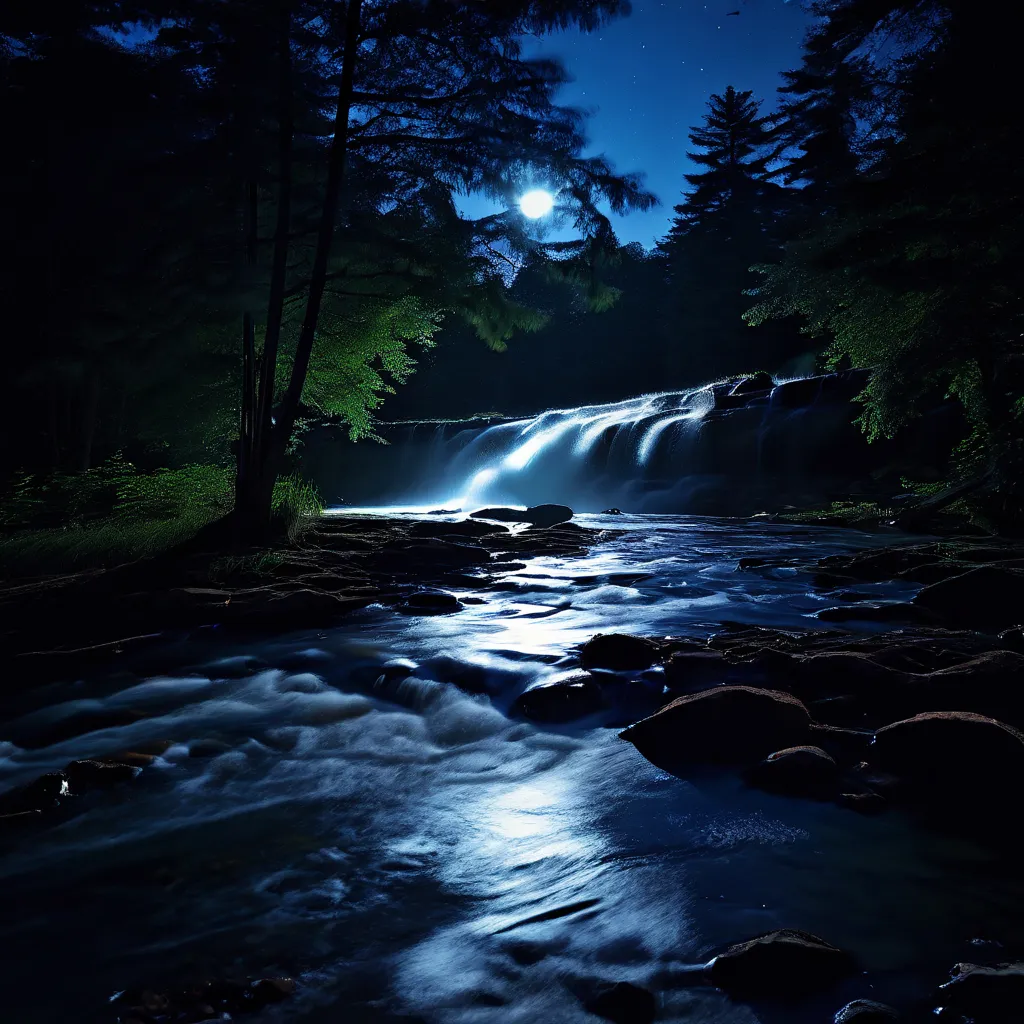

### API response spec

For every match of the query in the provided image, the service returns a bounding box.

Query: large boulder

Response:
[620,686,812,769]
[744,745,839,799]
[706,928,854,999]
[937,961,1024,1020]
[582,633,662,671]
[470,504,573,528]
[834,999,901,1022]
[913,566,1024,632]
[870,711,1024,792]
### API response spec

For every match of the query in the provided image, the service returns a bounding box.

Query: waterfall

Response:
[304,369,877,514]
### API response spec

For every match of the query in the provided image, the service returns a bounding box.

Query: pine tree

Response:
[775,26,873,204]
[748,0,1024,524]
[664,86,778,239]
[657,86,796,380]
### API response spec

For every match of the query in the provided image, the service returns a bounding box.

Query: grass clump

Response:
[0,462,323,578]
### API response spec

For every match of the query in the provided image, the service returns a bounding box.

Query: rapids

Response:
[2,513,1023,1022]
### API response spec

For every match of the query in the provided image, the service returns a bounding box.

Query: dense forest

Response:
[2,0,1022,546]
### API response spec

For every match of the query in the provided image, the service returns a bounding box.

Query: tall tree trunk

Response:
[235,179,260,512]
[237,0,362,537]
[254,1,295,460]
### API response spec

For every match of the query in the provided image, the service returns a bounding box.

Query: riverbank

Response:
[0,508,618,675]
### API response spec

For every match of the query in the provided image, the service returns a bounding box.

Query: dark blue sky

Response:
[462,0,811,248]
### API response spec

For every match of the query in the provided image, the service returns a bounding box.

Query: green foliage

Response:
[748,0,1024,524]
[301,296,443,439]
[269,473,324,540]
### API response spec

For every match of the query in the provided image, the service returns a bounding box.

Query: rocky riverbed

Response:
[3,509,1024,1023]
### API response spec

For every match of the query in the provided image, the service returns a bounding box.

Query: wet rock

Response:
[771,376,823,408]
[838,790,887,815]
[937,961,1024,1020]
[816,603,934,625]
[663,650,727,690]
[582,980,657,1023]
[602,508,625,515]
[470,503,574,527]
[372,540,489,572]
[834,999,901,1022]
[223,586,366,627]
[65,759,140,792]
[913,566,1024,632]
[744,745,838,799]
[399,590,463,615]
[582,633,662,671]
[730,371,775,396]
[0,771,69,814]
[871,711,1024,793]
[897,560,977,585]
[818,546,943,582]
[620,686,812,768]
[408,519,510,539]
[706,928,854,999]
[112,976,296,1023]
[513,677,605,723]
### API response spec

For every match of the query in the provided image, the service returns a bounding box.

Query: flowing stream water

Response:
[3,512,1024,1022]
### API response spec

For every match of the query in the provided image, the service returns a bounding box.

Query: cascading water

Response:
[303,369,876,514]
[444,387,716,512]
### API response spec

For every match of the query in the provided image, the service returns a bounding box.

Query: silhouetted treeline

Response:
[3,0,1023,527]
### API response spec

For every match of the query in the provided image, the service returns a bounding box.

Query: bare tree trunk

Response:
[237,0,362,538]
[254,0,295,460]
[235,178,260,512]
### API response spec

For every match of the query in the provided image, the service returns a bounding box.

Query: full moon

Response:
[519,189,554,219]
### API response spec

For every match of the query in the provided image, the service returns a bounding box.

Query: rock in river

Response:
[913,566,1024,632]
[870,711,1024,793]
[399,590,463,615]
[707,928,854,999]
[620,686,812,769]
[744,745,839,799]
[937,961,1024,1020]
[581,633,662,671]
[470,503,574,528]
[834,999,901,1022]
[512,675,605,723]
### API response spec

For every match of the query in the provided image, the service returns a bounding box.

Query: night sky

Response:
[463,0,811,248]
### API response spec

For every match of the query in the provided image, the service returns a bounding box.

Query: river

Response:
[2,512,1022,1022]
